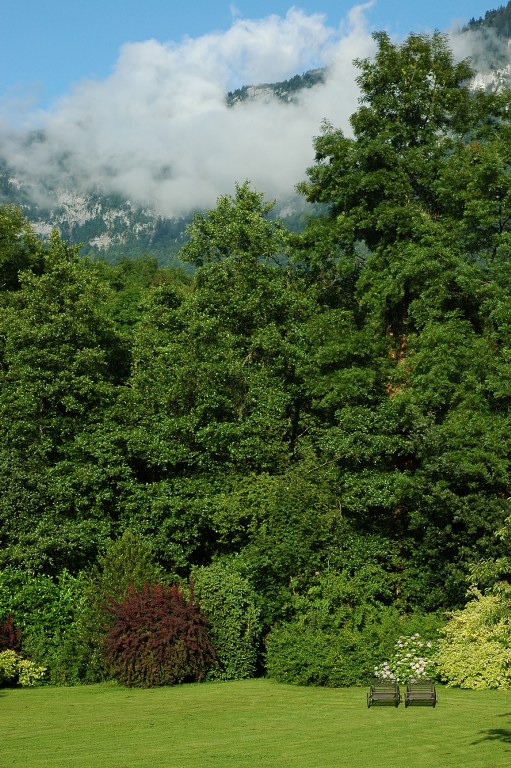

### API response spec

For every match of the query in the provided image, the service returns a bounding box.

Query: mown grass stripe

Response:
[3,679,511,768]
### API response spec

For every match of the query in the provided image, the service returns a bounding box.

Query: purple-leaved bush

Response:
[103,582,216,687]
[0,615,21,653]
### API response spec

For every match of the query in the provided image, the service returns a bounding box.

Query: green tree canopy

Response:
[294,31,511,606]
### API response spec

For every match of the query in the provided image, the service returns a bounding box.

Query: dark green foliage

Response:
[2,29,511,688]
[103,583,216,687]
[226,68,325,106]
[265,621,394,687]
[265,564,444,686]
[295,30,511,608]
[0,229,131,573]
[213,469,339,625]
[265,572,403,686]
[264,530,404,686]
[0,205,43,291]
[466,2,511,38]
[122,186,316,581]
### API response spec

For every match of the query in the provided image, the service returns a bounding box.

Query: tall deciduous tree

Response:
[295,31,511,606]
[120,184,319,576]
[0,205,43,292]
[0,230,129,571]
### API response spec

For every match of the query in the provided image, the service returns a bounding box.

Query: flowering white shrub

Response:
[374,633,437,684]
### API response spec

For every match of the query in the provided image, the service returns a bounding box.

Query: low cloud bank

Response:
[0,5,507,217]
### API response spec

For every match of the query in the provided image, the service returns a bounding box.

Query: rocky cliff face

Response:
[471,60,511,91]
[0,163,190,265]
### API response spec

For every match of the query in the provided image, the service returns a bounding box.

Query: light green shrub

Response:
[0,650,18,685]
[435,588,511,689]
[16,658,47,686]
[0,650,46,687]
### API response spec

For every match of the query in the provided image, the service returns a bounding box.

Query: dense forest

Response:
[468,2,511,36]
[2,31,511,689]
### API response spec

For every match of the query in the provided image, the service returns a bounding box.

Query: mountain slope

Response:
[466,1,511,37]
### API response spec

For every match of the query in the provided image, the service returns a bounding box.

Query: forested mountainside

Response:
[2,30,511,690]
[467,1,511,36]
[0,159,313,269]
[226,68,325,105]
[0,162,192,267]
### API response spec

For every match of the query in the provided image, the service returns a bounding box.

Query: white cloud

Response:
[1,6,377,217]
[448,23,511,76]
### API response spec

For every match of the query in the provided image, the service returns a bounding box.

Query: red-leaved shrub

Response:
[0,615,21,653]
[103,583,216,687]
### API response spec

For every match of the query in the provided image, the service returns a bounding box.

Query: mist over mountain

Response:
[1,3,511,264]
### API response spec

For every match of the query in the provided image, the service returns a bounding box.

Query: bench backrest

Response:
[407,679,434,690]
[372,678,398,690]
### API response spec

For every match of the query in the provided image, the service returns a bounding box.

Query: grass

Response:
[3,678,511,768]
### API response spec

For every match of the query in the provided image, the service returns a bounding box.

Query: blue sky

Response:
[0,1,493,108]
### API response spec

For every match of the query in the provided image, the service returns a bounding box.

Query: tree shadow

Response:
[472,713,511,746]
[473,728,511,746]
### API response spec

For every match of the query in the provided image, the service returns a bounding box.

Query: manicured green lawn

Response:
[3,678,511,767]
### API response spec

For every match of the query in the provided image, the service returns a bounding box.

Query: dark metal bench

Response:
[405,678,437,707]
[367,678,401,708]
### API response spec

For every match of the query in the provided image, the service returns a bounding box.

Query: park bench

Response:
[404,678,437,707]
[367,678,401,708]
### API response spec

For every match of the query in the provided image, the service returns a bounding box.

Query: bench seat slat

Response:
[405,678,437,708]
[367,678,401,708]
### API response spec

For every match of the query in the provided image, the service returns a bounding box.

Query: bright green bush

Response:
[0,567,86,684]
[17,657,47,686]
[192,560,261,680]
[0,649,18,684]
[265,625,354,686]
[0,567,80,636]
[435,588,511,689]
[0,650,46,687]
[264,568,406,686]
